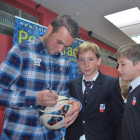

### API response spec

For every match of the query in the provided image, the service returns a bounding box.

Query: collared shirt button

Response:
[83,121,85,124]
[30,105,33,108]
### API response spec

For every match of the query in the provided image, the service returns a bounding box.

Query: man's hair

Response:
[76,41,101,59]
[50,14,79,38]
[116,44,140,65]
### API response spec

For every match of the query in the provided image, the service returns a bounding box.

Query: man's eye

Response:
[57,41,61,44]
[79,59,84,62]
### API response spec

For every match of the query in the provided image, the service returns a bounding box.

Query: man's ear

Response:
[47,25,53,34]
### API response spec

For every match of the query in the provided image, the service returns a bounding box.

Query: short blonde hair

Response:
[76,42,101,59]
[121,85,129,99]
[116,44,140,65]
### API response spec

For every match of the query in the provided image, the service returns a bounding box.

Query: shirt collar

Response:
[82,71,99,82]
[130,76,140,91]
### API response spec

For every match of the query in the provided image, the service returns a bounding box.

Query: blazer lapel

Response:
[75,77,86,111]
[84,71,103,113]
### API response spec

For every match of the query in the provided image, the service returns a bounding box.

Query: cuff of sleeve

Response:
[69,97,82,111]
[25,91,38,108]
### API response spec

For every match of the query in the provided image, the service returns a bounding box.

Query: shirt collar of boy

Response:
[82,71,99,83]
[130,76,140,91]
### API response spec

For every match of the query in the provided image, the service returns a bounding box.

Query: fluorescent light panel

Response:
[105,7,140,44]
[105,7,140,28]
[131,36,140,43]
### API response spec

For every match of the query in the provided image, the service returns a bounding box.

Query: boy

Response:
[116,44,140,140]
[65,42,124,140]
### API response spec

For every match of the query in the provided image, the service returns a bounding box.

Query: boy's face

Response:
[117,57,140,82]
[77,50,101,81]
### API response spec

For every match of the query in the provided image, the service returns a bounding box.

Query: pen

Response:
[48,86,53,93]
[46,84,52,93]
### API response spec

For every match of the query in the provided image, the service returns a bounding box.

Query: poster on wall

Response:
[13,16,84,80]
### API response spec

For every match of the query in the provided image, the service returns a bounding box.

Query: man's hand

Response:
[65,100,80,128]
[37,90,58,107]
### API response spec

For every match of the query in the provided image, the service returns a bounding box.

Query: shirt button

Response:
[83,121,85,124]
[30,105,33,108]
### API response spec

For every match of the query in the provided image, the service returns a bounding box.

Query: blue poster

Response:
[13,16,84,80]
[64,39,84,79]
[13,16,47,46]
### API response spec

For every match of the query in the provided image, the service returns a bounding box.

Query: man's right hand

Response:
[37,90,58,107]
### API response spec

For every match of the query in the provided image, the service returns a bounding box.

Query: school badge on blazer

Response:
[100,104,106,113]
[132,97,136,105]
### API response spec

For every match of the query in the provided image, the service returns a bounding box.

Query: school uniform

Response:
[65,71,124,140]
[121,76,140,140]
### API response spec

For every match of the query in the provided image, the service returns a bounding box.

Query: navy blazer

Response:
[65,71,124,140]
[122,85,140,140]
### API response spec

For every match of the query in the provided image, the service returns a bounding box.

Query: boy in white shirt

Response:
[116,44,140,140]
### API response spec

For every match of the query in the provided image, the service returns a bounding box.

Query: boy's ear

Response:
[97,57,102,66]
[136,60,140,71]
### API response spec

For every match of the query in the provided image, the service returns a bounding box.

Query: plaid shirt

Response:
[0,37,72,140]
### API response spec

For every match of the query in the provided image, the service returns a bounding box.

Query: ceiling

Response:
[32,0,140,50]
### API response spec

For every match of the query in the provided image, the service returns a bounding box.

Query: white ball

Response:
[39,96,73,130]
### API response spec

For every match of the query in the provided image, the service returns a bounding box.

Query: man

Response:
[0,15,80,140]
[65,42,124,140]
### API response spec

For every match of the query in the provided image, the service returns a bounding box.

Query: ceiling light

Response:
[104,7,140,44]
[131,36,140,43]
[105,7,140,28]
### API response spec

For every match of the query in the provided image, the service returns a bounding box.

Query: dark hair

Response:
[50,14,79,38]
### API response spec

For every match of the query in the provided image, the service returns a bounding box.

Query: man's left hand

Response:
[64,100,80,128]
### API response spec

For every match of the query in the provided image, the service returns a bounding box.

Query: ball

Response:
[39,96,73,130]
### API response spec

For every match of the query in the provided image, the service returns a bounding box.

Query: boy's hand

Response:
[64,100,80,128]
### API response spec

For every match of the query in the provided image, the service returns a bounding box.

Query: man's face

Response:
[43,25,74,55]
[117,57,140,82]
[77,50,101,81]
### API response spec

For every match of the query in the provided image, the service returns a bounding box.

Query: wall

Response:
[0,34,13,63]
[0,34,13,135]
[0,0,119,136]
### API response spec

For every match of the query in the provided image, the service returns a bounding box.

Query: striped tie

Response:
[83,80,94,105]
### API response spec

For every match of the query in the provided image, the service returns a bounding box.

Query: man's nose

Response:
[58,45,65,53]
